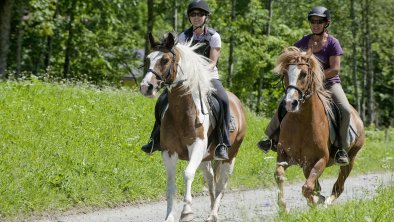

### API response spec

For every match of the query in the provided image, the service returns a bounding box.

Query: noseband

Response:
[284,62,312,103]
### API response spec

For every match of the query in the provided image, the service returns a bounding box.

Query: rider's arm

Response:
[209,47,220,69]
[324,55,341,79]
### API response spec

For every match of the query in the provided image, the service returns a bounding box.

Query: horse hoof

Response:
[205,214,218,222]
[164,215,175,222]
[180,212,194,222]
[317,195,326,205]
[325,195,336,205]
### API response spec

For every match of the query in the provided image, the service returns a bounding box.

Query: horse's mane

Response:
[274,46,332,116]
[172,42,214,98]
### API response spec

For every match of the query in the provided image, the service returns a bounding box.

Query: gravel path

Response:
[35,172,393,222]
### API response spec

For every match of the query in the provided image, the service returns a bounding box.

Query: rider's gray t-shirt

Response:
[178,30,221,79]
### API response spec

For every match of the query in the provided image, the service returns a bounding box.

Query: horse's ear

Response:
[148,32,155,48]
[165,32,175,49]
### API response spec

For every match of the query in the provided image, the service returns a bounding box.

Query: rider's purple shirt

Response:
[294,34,343,86]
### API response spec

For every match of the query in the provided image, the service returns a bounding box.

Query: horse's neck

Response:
[167,86,198,121]
[298,94,326,121]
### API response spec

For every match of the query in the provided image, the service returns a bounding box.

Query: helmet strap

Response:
[191,17,207,31]
[313,29,325,36]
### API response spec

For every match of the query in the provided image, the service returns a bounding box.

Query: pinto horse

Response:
[273,47,365,209]
[140,32,246,222]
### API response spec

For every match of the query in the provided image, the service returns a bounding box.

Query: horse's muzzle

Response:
[284,98,299,112]
[139,84,155,98]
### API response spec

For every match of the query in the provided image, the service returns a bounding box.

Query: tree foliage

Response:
[0,0,393,126]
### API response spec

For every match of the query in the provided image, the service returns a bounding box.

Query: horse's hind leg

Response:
[205,160,234,222]
[326,160,354,205]
[199,161,215,208]
[162,151,178,222]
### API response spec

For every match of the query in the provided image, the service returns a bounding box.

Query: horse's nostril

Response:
[292,100,298,108]
[148,83,153,91]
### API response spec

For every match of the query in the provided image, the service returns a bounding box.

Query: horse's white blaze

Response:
[140,51,164,97]
[285,65,301,112]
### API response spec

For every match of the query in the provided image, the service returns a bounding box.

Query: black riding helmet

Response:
[187,0,211,16]
[308,6,331,28]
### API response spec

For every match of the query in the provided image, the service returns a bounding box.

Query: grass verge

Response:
[0,80,392,220]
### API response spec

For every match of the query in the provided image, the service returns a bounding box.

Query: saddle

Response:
[328,104,359,156]
[207,93,236,132]
[155,92,236,133]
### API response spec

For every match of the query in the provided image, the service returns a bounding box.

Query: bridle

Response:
[283,61,312,104]
[148,47,183,86]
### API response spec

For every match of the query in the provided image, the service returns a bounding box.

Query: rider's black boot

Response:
[141,123,160,154]
[257,139,278,153]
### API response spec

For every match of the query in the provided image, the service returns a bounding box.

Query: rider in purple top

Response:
[258,6,353,166]
[294,34,343,87]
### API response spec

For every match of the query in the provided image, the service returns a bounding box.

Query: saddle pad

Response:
[329,116,359,146]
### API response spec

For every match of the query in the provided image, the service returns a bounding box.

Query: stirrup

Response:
[214,144,229,160]
[334,149,349,166]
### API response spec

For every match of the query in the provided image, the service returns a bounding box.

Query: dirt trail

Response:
[34,172,393,222]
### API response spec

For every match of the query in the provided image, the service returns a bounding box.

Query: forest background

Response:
[0,0,393,127]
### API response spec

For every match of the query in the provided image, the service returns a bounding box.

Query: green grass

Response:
[0,80,393,220]
[273,185,394,222]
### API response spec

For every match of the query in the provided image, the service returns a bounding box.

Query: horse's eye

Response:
[161,58,169,65]
[299,71,307,79]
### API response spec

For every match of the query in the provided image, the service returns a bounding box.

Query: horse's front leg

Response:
[162,151,178,222]
[180,139,206,222]
[275,145,289,211]
[275,161,288,211]
[302,158,327,206]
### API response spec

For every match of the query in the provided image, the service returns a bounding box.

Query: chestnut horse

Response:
[140,32,246,222]
[273,47,365,209]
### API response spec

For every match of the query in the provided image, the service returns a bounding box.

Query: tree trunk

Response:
[0,0,13,78]
[265,0,272,37]
[44,0,59,71]
[227,0,236,88]
[144,0,154,75]
[256,0,272,113]
[172,0,177,33]
[365,0,374,126]
[63,0,77,78]
[360,0,367,122]
[350,0,360,112]
[15,3,25,78]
